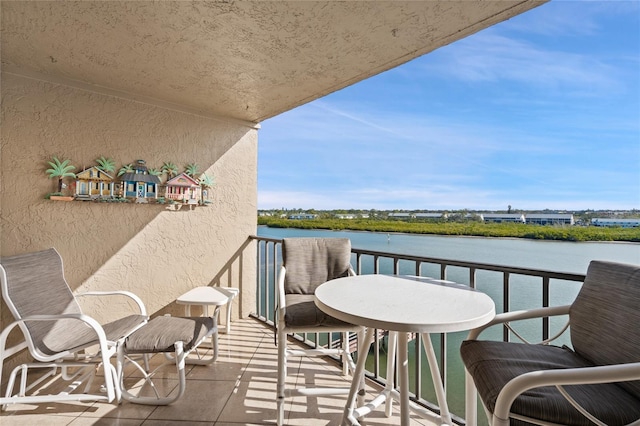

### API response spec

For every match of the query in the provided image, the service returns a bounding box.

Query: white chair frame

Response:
[276,263,363,425]
[465,305,640,426]
[0,249,148,409]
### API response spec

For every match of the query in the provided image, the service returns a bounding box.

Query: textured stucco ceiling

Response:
[1,1,545,124]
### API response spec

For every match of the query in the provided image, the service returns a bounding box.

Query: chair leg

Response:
[118,341,187,406]
[465,369,478,426]
[173,341,187,403]
[277,396,285,426]
[99,350,116,402]
[342,331,350,376]
[356,328,366,408]
[385,331,398,417]
[106,362,121,403]
[276,327,287,426]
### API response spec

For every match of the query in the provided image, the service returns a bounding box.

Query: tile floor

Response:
[1,318,439,425]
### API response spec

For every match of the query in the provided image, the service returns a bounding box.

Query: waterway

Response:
[256,226,640,422]
[257,226,639,273]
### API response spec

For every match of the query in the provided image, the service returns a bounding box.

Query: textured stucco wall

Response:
[0,73,257,360]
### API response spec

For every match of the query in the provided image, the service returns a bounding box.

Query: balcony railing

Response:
[249,235,586,424]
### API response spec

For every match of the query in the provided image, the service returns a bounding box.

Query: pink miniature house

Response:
[165,173,201,203]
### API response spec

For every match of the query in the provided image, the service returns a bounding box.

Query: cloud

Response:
[424,32,621,96]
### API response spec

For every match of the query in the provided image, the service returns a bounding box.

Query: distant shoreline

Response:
[257,225,640,245]
[257,218,640,243]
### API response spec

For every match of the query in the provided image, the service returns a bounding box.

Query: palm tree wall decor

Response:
[95,156,116,174]
[118,163,134,176]
[46,156,76,193]
[185,163,199,177]
[161,162,178,181]
[199,174,215,205]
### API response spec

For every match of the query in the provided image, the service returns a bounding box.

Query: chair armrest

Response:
[467,305,571,340]
[493,362,640,425]
[76,290,147,316]
[0,313,112,363]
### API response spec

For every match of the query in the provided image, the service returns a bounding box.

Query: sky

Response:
[257,1,640,212]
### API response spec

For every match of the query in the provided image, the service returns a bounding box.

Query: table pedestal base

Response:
[343,330,454,426]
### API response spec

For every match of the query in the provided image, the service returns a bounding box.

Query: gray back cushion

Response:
[570,260,640,398]
[282,238,352,295]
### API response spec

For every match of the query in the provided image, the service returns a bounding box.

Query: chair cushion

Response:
[460,340,640,426]
[284,294,354,328]
[570,260,640,399]
[282,238,352,294]
[103,314,149,342]
[124,316,214,354]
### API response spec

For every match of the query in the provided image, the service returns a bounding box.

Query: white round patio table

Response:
[314,274,495,426]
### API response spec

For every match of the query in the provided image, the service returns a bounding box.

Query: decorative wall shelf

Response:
[44,156,214,208]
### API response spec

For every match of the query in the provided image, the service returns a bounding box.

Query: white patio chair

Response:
[461,260,640,426]
[276,237,363,425]
[0,248,148,409]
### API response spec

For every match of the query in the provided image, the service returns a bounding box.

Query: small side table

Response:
[176,286,238,363]
[176,286,238,333]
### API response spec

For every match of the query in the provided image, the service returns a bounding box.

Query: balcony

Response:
[2,317,440,425]
[1,235,588,425]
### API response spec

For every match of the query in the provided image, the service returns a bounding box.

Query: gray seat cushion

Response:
[460,340,640,426]
[51,314,148,355]
[284,294,354,328]
[124,316,213,354]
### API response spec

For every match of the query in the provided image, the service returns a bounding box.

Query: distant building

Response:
[288,214,317,220]
[525,213,574,226]
[414,213,447,220]
[388,213,412,219]
[482,213,526,223]
[336,214,357,219]
[336,214,370,219]
[592,218,640,228]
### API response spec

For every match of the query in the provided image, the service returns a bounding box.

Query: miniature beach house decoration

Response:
[118,159,161,200]
[165,172,201,204]
[43,156,207,208]
[75,166,115,199]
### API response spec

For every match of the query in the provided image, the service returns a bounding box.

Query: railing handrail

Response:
[350,246,586,281]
